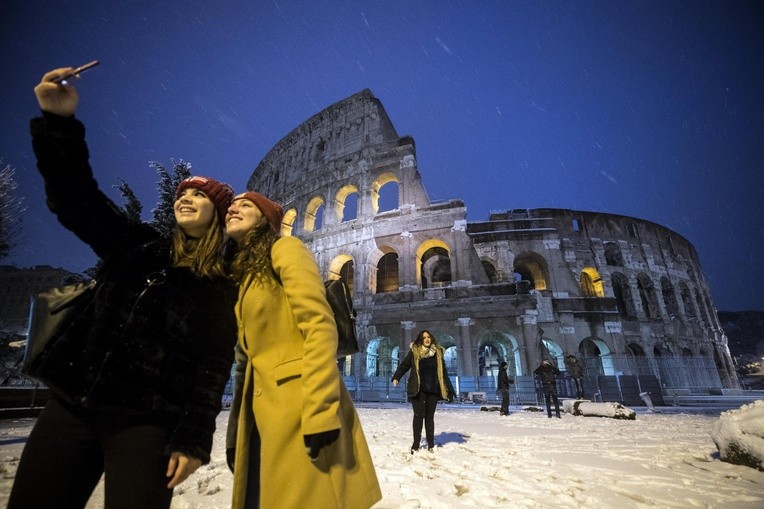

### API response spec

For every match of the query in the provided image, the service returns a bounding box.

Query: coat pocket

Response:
[273,358,303,385]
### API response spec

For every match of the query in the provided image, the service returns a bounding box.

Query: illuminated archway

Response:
[580,267,604,297]
[371,173,399,214]
[304,196,325,232]
[513,251,548,290]
[416,239,452,288]
[335,184,359,223]
[281,208,297,237]
[476,330,521,377]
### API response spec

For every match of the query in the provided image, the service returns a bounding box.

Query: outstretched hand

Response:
[303,429,340,461]
[34,68,80,116]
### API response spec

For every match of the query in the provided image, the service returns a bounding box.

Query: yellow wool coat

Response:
[230,235,381,509]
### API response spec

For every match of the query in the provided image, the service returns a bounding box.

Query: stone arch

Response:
[416,239,452,288]
[580,267,604,297]
[431,331,458,376]
[365,336,398,377]
[653,342,677,387]
[578,337,615,376]
[611,272,636,317]
[368,246,399,295]
[371,172,399,214]
[513,251,548,290]
[476,329,520,377]
[281,208,297,237]
[336,184,359,223]
[542,338,565,370]
[661,276,680,317]
[637,273,660,319]
[695,289,710,324]
[304,196,325,232]
[480,258,498,284]
[376,250,399,294]
[625,342,651,375]
[679,282,696,318]
[328,254,355,293]
[603,242,623,266]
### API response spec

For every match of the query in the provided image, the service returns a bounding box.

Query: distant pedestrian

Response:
[498,361,514,415]
[564,354,585,399]
[392,330,456,453]
[534,360,561,418]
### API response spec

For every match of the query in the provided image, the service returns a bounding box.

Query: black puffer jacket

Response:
[30,112,237,463]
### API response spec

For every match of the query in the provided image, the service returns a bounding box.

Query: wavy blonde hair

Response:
[171,213,228,278]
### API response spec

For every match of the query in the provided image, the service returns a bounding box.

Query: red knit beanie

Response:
[232,192,284,233]
[175,176,234,222]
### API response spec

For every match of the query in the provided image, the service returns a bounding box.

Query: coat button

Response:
[254,388,262,397]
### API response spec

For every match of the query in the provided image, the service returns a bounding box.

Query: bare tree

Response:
[0,163,24,261]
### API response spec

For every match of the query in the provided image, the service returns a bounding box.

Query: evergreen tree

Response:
[0,163,24,261]
[150,159,192,238]
[115,177,143,224]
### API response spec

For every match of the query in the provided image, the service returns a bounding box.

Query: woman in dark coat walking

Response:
[8,67,238,509]
[392,330,455,453]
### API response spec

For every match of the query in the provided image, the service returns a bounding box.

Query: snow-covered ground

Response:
[1,403,763,508]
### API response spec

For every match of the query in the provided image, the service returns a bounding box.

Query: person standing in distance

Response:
[392,330,456,453]
[498,361,514,416]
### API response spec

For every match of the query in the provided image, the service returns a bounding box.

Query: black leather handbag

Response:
[22,279,97,399]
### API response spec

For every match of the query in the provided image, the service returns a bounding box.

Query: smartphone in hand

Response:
[53,60,100,85]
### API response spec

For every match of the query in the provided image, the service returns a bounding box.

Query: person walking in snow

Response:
[224,191,381,509]
[534,359,562,418]
[498,361,514,415]
[392,330,456,453]
[9,67,238,509]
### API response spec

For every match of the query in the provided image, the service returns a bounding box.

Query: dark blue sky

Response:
[1,1,762,311]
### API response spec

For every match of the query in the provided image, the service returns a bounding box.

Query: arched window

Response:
[637,273,659,319]
[661,277,680,317]
[376,252,399,293]
[611,272,635,317]
[603,242,623,266]
[421,247,451,288]
[580,267,604,297]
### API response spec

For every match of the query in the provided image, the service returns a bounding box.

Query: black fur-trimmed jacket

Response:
[30,112,237,463]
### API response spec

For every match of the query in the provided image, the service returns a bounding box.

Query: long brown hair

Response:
[171,213,227,278]
[230,219,281,284]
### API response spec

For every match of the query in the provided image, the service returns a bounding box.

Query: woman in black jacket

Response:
[8,67,238,509]
[392,330,455,453]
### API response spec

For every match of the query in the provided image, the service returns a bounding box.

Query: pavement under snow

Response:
[1,402,763,508]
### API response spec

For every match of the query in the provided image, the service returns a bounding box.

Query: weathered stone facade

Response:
[247,89,738,396]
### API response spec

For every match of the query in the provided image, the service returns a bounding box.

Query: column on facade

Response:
[448,225,471,286]
[455,317,475,377]
[399,230,417,290]
[400,320,417,351]
[519,311,541,374]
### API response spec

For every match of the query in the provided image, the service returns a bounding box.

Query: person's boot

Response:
[411,439,420,454]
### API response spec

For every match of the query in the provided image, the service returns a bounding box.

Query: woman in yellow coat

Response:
[225,191,381,509]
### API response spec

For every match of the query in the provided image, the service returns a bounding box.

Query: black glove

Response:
[226,447,235,473]
[303,429,340,461]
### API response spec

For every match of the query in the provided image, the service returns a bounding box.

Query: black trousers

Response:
[543,386,561,417]
[410,392,439,449]
[572,377,585,399]
[500,389,510,414]
[8,398,174,509]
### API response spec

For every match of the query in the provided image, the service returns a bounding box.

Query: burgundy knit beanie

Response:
[175,176,234,222]
[232,191,284,233]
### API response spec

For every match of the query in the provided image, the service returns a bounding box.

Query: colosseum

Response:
[246,89,739,405]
